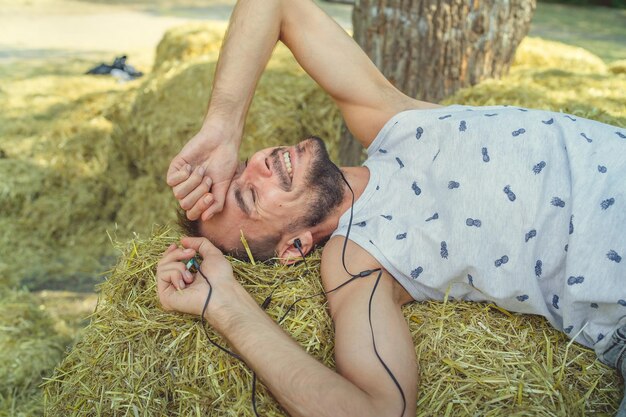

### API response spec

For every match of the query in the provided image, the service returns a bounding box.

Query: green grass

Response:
[530,2,626,62]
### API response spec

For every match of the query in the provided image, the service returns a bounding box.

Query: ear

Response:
[277,231,313,265]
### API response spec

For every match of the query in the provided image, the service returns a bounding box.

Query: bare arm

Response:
[279,0,438,145]
[157,237,417,417]
[208,0,436,146]
[320,236,418,417]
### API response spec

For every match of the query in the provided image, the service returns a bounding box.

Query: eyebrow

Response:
[234,187,251,216]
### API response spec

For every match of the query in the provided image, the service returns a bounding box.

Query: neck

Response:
[311,166,370,243]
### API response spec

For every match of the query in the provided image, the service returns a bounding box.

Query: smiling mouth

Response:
[283,151,293,178]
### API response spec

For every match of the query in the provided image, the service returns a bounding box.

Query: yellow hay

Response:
[42,229,623,416]
[0,287,71,417]
[513,37,607,73]
[608,60,626,75]
[153,23,226,72]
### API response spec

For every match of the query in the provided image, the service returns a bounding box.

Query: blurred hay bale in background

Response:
[43,229,622,416]
[153,23,226,72]
[609,59,626,75]
[513,37,607,73]
[444,38,625,127]
[0,287,71,417]
[0,74,129,289]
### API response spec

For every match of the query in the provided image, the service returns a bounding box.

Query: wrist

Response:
[199,115,243,140]
[203,282,258,333]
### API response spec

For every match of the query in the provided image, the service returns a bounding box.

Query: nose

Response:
[243,150,272,182]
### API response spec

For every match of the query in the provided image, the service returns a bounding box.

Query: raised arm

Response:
[168,0,438,221]
[211,0,434,149]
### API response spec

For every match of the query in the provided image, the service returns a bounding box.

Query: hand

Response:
[167,125,240,221]
[156,237,236,321]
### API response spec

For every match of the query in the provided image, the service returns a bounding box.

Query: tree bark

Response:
[339,0,536,166]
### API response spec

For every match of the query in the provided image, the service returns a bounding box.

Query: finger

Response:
[200,181,229,220]
[181,236,223,258]
[167,167,192,187]
[160,264,195,284]
[172,166,206,201]
[180,177,212,212]
[158,247,196,266]
[167,163,193,187]
[168,270,187,290]
[187,193,214,221]
[157,269,183,295]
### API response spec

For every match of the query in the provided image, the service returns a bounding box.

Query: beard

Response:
[299,136,346,228]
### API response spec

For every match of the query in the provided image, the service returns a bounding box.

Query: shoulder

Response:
[321,236,413,316]
[321,236,380,279]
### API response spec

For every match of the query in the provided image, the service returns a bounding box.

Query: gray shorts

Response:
[600,323,626,374]
[599,324,626,417]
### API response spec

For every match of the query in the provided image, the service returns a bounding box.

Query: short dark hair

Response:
[176,208,279,262]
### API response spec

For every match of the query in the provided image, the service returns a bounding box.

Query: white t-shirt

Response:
[331,105,626,354]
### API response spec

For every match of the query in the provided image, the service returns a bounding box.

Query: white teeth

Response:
[283,151,292,177]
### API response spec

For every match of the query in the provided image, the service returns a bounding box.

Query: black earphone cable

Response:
[193,166,406,417]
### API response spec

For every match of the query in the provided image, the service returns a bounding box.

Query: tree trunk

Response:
[339,0,536,166]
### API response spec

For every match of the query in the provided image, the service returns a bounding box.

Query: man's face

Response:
[199,137,344,257]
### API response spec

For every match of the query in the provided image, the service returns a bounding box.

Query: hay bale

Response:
[513,37,607,73]
[444,66,626,128]
[115,175,178,233]
[153,23,226,72]
[0,287,71,417]
[0,69,135,289]
[43,229,622,416]
[0,159,51,217]
[609,60,626,75]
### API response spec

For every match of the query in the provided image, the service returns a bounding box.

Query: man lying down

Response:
[155,0,626,415]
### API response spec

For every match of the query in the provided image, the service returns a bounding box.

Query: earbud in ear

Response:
[294,238,302,250]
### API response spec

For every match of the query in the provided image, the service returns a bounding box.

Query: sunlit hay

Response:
[115,175,179,234]
[513,37,607,73]
[609,60,626,75]
[443,68,626,127]
[447,40,625,128]
[152,23,226,72]
[0,67,137,289]
[0,159,50,217]
[0,287,71,417]
[43,229,622,416]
